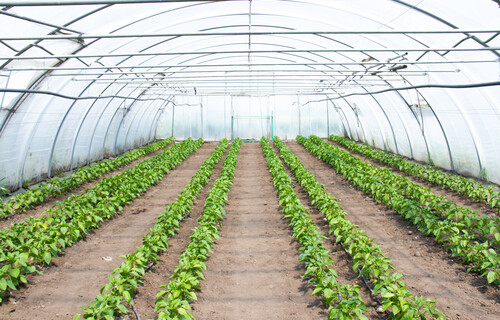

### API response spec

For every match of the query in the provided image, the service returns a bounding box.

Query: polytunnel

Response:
[2,1,500,319]
[0,0,499,190]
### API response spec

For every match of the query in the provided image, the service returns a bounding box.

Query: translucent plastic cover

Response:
[0,0,499,188]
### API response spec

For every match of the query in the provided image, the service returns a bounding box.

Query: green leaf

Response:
[43,252,52,265]
[123,290,132,304]
[73,314,81,320]
[487,271,497,284]
[0,279,7,291]
[10,268,20,278]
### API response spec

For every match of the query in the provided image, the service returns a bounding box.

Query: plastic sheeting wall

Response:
[0,88,159,190]
[155,94,331,142]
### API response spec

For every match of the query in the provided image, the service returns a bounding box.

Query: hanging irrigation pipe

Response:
[0,87,175,102]
[301,81,500,104]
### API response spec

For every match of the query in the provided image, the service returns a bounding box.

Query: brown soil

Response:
[191,142,326,320]
[285,141,500,320]
[127,143,229,320]
[0,143,216,320]
[272,144,386,319]
[0,143,170,230]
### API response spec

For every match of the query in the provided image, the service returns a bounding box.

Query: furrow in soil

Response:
[191,142,326,320]
[286,141,500,320]
[0,144,168,230]
[0,143,216,320]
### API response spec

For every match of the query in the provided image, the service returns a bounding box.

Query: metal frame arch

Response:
[329,98,355,140]
[112,89,149,155]
[47,80,102,177]
[68,81,120,171]
[85,82,132,165]
[149,97,174,141]
[391,0,500,59]
[101,99,127,158]
[16,77,78,187]
[129,93,164,146]
[121,94,159,151]
[0,4,112,134]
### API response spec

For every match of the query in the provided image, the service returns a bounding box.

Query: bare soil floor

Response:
[272,144,386,319]
[0,143,215,320]
[1,141,498,320]
[286,141,500,320]
[127,144,228,320]
[191,142,327,320]
[0,144,169,230]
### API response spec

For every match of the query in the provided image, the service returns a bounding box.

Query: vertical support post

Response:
[326,98,330,137]
[231,115,234,142]
[200,97,203,139]
[171,103,175,138]
[223,95,227,139]
[271,114,274,141]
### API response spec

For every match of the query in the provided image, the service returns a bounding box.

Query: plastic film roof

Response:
[0,0,500,189]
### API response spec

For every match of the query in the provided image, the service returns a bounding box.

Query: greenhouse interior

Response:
[0,0,499,319]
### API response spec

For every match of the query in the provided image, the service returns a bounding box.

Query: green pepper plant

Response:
[77,139,230,319]
[0,137,174,219]
[0,138,201,304]
[274,137,443,319]
[299,135,499,285]
[262,137,369,320]
[153,139,241,320]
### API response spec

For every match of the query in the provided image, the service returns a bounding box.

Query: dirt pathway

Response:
[272,144,385,319]
[129,144,229,320]
[0,143,170,230]
[191,142,326,320]
[328,140,498,218]
[286,142,500,320]
[0,143,216,320]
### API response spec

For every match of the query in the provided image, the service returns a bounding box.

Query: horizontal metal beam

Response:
[1,30,499,41]
[78,80,396,85]
[69,72,451,81]
[1,47,498,61]
[0,0,225,5]
[52,71,429,77]
[2,60,494,72]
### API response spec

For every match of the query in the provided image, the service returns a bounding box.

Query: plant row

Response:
[0,138,202,304]
[319,136,500,250]
[262,137,369,319]
[329,137,500,249]
[273,137,443,319]
[0,137,174,219]
[153,138,241,320]
[330,135,500,212]
[78,139,230,320]
[299,135,500,285]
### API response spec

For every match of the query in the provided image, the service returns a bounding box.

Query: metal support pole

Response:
[326,98,330,137]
